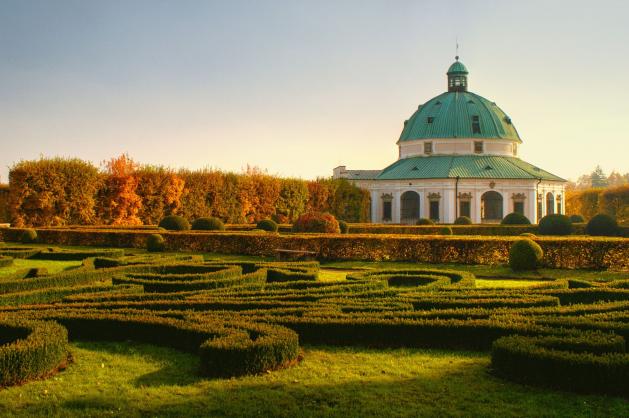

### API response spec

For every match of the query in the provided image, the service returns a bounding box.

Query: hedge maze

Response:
[0,245,628,398]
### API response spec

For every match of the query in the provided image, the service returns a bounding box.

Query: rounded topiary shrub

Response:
[585,214,619,236]
[453,216,472,225]
[256,219,278,232]
[159,215,190,231]
[509,238,544,271]
[21,229,37,244]
[338,220,349,234]
[191,217,224,231]
[416,218,435,225]
[569,214,586,223]
[292,212,340,234]
[538,214,573,235]
[501,212,531,225]
[146,234,165,252]
[439,226,453,235]
[520,232,537,238]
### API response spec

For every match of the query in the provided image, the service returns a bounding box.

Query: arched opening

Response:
[400,191,420,224]
[546,192,555,215]
[481,191,503,222]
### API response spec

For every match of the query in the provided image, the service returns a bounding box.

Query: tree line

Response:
[1,155,370,227]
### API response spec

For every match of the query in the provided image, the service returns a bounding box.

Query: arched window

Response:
[400,191,420,224]
[546,192,555,215]
[481,191,503,222]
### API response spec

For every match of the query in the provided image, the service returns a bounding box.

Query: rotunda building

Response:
[333,58,566,224]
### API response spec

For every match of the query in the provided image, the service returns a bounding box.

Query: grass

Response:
[0,259,82,278]
[0,341,626,418]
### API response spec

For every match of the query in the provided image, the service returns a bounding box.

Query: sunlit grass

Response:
[0,342,626,418]
[0,259,82,278]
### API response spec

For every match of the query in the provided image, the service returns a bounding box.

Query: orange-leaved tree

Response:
[97,154,142,225]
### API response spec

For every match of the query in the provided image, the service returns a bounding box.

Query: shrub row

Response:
[0,255,13,267]
[0,319,69,386]
[491,333,629,396]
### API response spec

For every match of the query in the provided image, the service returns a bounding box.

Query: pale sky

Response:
[1,0,628,182]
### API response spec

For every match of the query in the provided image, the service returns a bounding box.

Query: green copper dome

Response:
[447,59,468,74]
[399,60,521,142]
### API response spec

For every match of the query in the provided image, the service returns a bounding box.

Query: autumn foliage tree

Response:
[97,154,142,225]
[135,166,185,224]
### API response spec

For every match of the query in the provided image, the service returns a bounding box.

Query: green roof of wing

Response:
[399,91,521,142]
[376,155,565,181]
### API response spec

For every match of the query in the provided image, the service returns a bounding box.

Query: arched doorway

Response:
[400,191,420,224]
[546,192,555,215]
[481,191,503,222]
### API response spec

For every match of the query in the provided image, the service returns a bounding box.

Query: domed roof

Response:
[447,59,468,74]
[399,59,521,143]
[399,91,521,142]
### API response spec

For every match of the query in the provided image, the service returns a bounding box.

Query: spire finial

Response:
[455,36,459,61]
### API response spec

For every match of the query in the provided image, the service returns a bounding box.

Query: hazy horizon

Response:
[1,0,628,183]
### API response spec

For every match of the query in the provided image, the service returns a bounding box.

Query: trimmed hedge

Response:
[159,215,191,231]
[509,239,543,271]
[192,217,225,231]
[491,333,629,396]
[338,220,349,234]
[416,218,434,225]
[0,255,13,267]
[31,248,125,261]
[256,219,278,232]
[501,212,531,225]
[538,214,573,236]
[586,214,619,237]
[453,216,472,225]
[0,319,69,386]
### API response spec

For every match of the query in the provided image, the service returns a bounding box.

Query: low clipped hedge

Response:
[347,268,476,288]
[23,311,299,377]
[0,255,13,267]
[585,214,619,237]
[491,333,629,396]
[192,217,225,231]
[0,319,69,386]
[159,215,191,231]
[30,248,125,261]
[501,212,531,225]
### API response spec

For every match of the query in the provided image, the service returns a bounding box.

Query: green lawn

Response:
[0,259,82,278]
[0,341,625,418]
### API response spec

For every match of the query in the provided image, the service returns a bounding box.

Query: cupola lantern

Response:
[447,56,468,92]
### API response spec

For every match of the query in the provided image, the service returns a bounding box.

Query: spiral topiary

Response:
[501,212,531,225]
[146,234,165,252]
[509,238,544,271]
[416,218,435,225]
[569,214,586,223]
[292,212,340,233]
[191,217,224,231]
[585,214,619,236]
[338,220,349,234]
[21,229,37,244]
[538,214,573,236]
[159,215,190,231]
[453,216,472,225]
[256,219,278,232]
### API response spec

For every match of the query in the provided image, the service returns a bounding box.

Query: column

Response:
[474,192,482,223]
[370,190,378,223]
[502,191,510,219]
[528,189,537,223]
[393,191,401,223]
[444,189,455,223]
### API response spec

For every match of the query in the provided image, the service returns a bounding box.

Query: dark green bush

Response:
[256,219,278,232]
[21,229,37,244]
[585,214,619,236]
[501,212,531,225]
[538,214,573,235]
[439,226,453,235]
[0,319,69,386]
[191,217,225,231]
[338,220,349,234]
[453,216,472,225]
[570,214,586,223]
[519,232,537,238]
[509,238,543,271]
[158,215,190,231]
[416,218,435,225]
[146,234,165,252]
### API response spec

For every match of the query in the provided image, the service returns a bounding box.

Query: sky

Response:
[1,0,628,183]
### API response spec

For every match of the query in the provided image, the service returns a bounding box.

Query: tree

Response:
[590,166,608,188]
[97,154,142,225]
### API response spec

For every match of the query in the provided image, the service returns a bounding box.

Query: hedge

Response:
[491,333,629,396]
[0,255,13,267]
[30,248,125,261]
[4,228,627,270]
[0,319,69,386]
